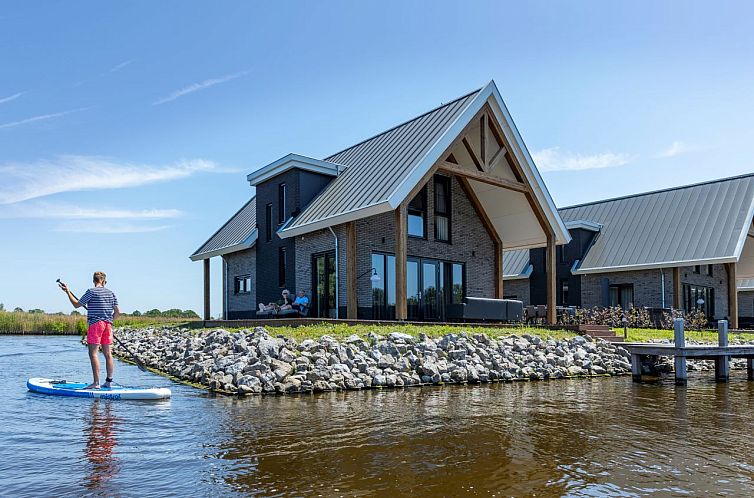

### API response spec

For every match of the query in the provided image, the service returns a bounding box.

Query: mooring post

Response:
[748,358,754,381]
[631,353,642,382]
[674,318,687,385]
[716,320,730,382]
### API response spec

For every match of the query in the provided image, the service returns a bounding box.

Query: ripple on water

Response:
[3,336,754,496]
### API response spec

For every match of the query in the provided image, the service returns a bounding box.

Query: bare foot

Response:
[83,383,100,390]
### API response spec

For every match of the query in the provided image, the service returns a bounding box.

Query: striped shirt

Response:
[79,287,119,326]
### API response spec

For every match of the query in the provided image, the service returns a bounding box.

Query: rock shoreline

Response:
[111,327,634,395]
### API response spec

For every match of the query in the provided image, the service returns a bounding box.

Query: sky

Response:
[2,1,754,315]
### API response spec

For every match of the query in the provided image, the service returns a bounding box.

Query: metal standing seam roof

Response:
[282,89,481,232]
[563,174,754,273]
[190,197,257,260]
[503,249,531,279]
[738,278,754,291]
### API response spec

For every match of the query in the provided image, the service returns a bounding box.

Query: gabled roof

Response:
[190,197,257,261]
[503,249,532,280]
[246,154,341,186]
[564,173,754,274]
[277,80,570,247]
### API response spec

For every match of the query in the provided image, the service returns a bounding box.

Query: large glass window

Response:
[371,254,386,319]
[683,284,714,317]
[234,275,252,294]
[451,263,464,304]
[278,183,287,224]
[407,188,426,238]
[609,284,634,310]
[434,176,451,242]
[265,203,273,242]
[560,279,569,306]
[278,247,286,287]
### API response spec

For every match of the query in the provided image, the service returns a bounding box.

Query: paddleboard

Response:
[27,377,171,400]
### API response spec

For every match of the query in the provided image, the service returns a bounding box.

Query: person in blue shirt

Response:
[292,290,310,315]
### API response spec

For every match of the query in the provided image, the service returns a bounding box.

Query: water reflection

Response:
[82,400,120,493]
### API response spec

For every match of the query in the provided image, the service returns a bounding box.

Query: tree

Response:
[0,303,4,311]
[145,309,161,317]
[13,307,24,313]
[70,310,81,316]
[28,309,44,314]
[131,310,141,316]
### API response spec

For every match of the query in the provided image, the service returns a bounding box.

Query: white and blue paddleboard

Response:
[27,377,171,400]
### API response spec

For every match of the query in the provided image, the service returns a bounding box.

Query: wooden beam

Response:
[457,176,501,245]
[203,258,211,320]
[495,242,504,299]
[672,267,682,310]
[546,234,557,324]
[438,162,530,194]
[480,114,487,168]
[727,262,738,329]
[487,145,507,173]
[346,222,357,319]
[395,206,408,320]
[462,137,484,172]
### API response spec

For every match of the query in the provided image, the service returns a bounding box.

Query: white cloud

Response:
[109,60,133,73]
[153,70,249,105]
[0,155,220,204]
[532,147,631,172]
[0,202,182,220]
[0,92,24,104]
[54,222,171,233]
[0,107,88,130]
[657,141,693,158]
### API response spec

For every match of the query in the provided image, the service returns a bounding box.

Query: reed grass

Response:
[0,311,198,335]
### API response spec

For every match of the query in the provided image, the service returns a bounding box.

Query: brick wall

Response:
[293,174,496,317]
[580,264,729,319]
[222,247,256,317]
[503,279,530,305]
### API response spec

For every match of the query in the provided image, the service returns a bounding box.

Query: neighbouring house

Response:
[738,279,754,327]
[190,80,570,321]
[503,173,754,327]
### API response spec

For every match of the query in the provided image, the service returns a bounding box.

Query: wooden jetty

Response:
[624,319,754,385]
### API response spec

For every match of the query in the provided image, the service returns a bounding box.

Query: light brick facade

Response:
[222,248,256,319]
[293,175,496,318]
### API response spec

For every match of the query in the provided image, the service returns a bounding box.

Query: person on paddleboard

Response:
[60,272,121,389]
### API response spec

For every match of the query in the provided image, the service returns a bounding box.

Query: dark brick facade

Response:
[222,248,256,319]
[254,169,333,307]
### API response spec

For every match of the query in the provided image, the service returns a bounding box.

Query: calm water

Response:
[2,336,754,497]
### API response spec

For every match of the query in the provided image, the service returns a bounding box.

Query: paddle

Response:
[57,278,148,372]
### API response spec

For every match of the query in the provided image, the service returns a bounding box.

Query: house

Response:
[503,173,754,327]
[190,81,570,322]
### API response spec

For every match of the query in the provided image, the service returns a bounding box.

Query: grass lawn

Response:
[616,327,754,343]
[257,323,580,342]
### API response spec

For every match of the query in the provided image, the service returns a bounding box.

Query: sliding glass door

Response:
[312,252,337,318]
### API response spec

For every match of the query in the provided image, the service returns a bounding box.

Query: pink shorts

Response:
[87,321,112,345]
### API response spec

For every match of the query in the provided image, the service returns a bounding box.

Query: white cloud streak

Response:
[0,202,182,220]
[0,92,24,104]
[532,147,631,172]
[657,141,692,158]
[109,60,133,73]
[54,222,171,234]
[0,107,88,130]
[153,70,249,105]
[0,155,220,204]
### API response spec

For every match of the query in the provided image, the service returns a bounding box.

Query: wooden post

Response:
[674,318,687,385]
[747,358,754,381]
[727,262,738,329]
[672,267,682,311]
[395,205,407,320]
[546,234,557,324]
[631,353,642,383]
[346,222,357,319]
[203,258,211,320]
[716,320,730,382]
[495,242,504,299]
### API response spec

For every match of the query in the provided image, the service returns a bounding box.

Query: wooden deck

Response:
[624,319,754,385]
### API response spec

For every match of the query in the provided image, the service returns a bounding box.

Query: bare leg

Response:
[102,344,114,387]
[87,344,101,388]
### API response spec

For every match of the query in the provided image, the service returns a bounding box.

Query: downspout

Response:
[223,259,228,320]
[328,226,339,319]
[660,268,666,308]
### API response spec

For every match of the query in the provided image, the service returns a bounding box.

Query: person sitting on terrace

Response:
[292,290,310,316]
[259,290,293,312]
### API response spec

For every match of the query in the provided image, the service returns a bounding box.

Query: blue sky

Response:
[2,1,753,315]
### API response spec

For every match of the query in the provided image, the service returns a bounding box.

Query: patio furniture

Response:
[453,297,524,322]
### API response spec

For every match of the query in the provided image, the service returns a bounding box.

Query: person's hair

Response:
[282,289,290,295]
[298,290,305,295]
[93,271,107,284]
